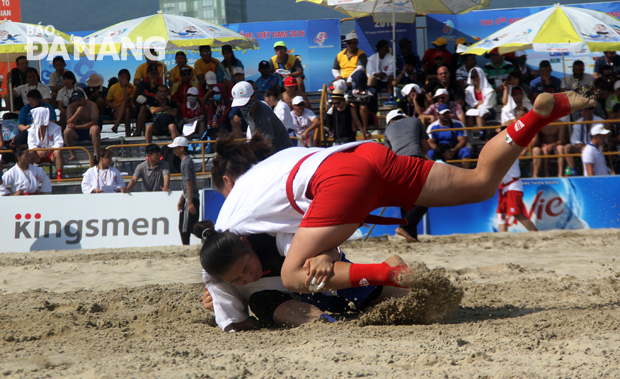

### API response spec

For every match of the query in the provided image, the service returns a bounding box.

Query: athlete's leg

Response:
[514,213,538,231]
[415,92,595,207]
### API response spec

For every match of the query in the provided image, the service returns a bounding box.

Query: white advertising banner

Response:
[0,192,199,253]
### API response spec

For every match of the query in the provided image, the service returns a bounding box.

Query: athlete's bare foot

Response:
[67,154,77,161]
[533,91,596,118]
[384,254,429,288]
[395,227,419,243]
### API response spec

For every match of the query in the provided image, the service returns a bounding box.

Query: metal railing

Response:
[0,146,93,183]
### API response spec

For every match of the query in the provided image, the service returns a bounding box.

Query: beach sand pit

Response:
[1,228,620,378]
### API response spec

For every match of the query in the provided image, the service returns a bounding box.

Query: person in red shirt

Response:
[171,66,198,108]
[180,87,206,139]
[207,84,231,136]
[422,37,453,78]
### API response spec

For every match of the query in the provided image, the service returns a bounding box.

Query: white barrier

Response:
[0,192,200,253]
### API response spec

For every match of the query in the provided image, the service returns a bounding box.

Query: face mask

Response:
[188,96,197,104]
[213,94,221,101]
[517,57,527,65]
[240,99,255,114]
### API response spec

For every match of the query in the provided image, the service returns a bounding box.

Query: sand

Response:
[1,228,620,378]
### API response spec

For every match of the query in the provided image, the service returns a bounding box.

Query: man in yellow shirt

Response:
[269,41,305,92]
[194,45,222,88]
[134,48,168,86]
[332,32,368,88]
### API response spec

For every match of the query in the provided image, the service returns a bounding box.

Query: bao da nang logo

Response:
[314,32,327,45]
[25,23,167,62]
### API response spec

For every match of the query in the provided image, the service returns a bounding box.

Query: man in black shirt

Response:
[326,90,356,144]
[145,85,179,144]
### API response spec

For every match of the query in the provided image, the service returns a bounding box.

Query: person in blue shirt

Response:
[529,60,564,102]
[426,103,473,168]
[255,60,282,95]
[593,51,620,80]
[17,89,57,131]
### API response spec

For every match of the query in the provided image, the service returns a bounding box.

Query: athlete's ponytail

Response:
[198,222,253,280]
[212,133,273,191]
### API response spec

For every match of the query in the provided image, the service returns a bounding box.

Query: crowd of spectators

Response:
[2,38,620,197]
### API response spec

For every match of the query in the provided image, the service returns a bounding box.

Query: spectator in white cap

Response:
[170,136,200,245]
[513,50,536,88]
[199,71,218,104]
[27,107,64,180]
[383,109,429,243]
[290,95,320,146]
[232,67,245,84]
[231,81,293,152]
[281,76,312,111]
[180,86,207,139]
[420,88,465,126]
[582,124,612,176]
[332,32,367,88]
[397,83,424,117]
[218,44,244,88]
[427,103,473,168]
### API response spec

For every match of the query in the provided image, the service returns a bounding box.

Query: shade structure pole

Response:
[392,0,396,98]
[8,52,13,112]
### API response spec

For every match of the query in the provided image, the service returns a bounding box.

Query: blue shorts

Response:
[299,252,382,313]
[75,128,91,141]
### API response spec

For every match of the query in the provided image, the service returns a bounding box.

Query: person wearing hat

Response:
[218,44,244,88]
[133,48,168,86]
[48,56,67,102]
[169,51,195,88]
[207,84,231,138]
[482,48,513,101]
[423,65,464,108]
[270,41,305,92]
[421,37,452,78]
[290,95,319,146]
[582,124,612,176]
[513,51,536,88]
[136,63,164,137]
[83,73,107,113]
[106,69,137,136]
[325,89,356,144]
[194,45,223,88]
[427,103,473,168]
[144,85,179,144]
[420,88,465,126]
[281,75,312,111]
[232,67,245,84]
[27,107,65,179]
[383,109,429,243]
[397,83,424,118]
[256,60,282,94]
[64,90,101,162]
[55,70,85,127]
[332,32,367,86]
[366,39,394,96]
[171,65,199,106]
[231,81,293,153]
[180,86,207,139]
[171,136,200,245]
[561,106,605,176]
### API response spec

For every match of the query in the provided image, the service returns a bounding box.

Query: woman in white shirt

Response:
[290,96,319,146]
[81,149,127,194]
[13,67,53,106]
[56,71,86,126]
[0,145,52,196]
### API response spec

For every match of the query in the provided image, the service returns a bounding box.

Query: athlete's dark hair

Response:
[197,220,252,281]
[15,144,29,158]
[264,88,279,99]
[93,148,114,166]
[211,133,273,191]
